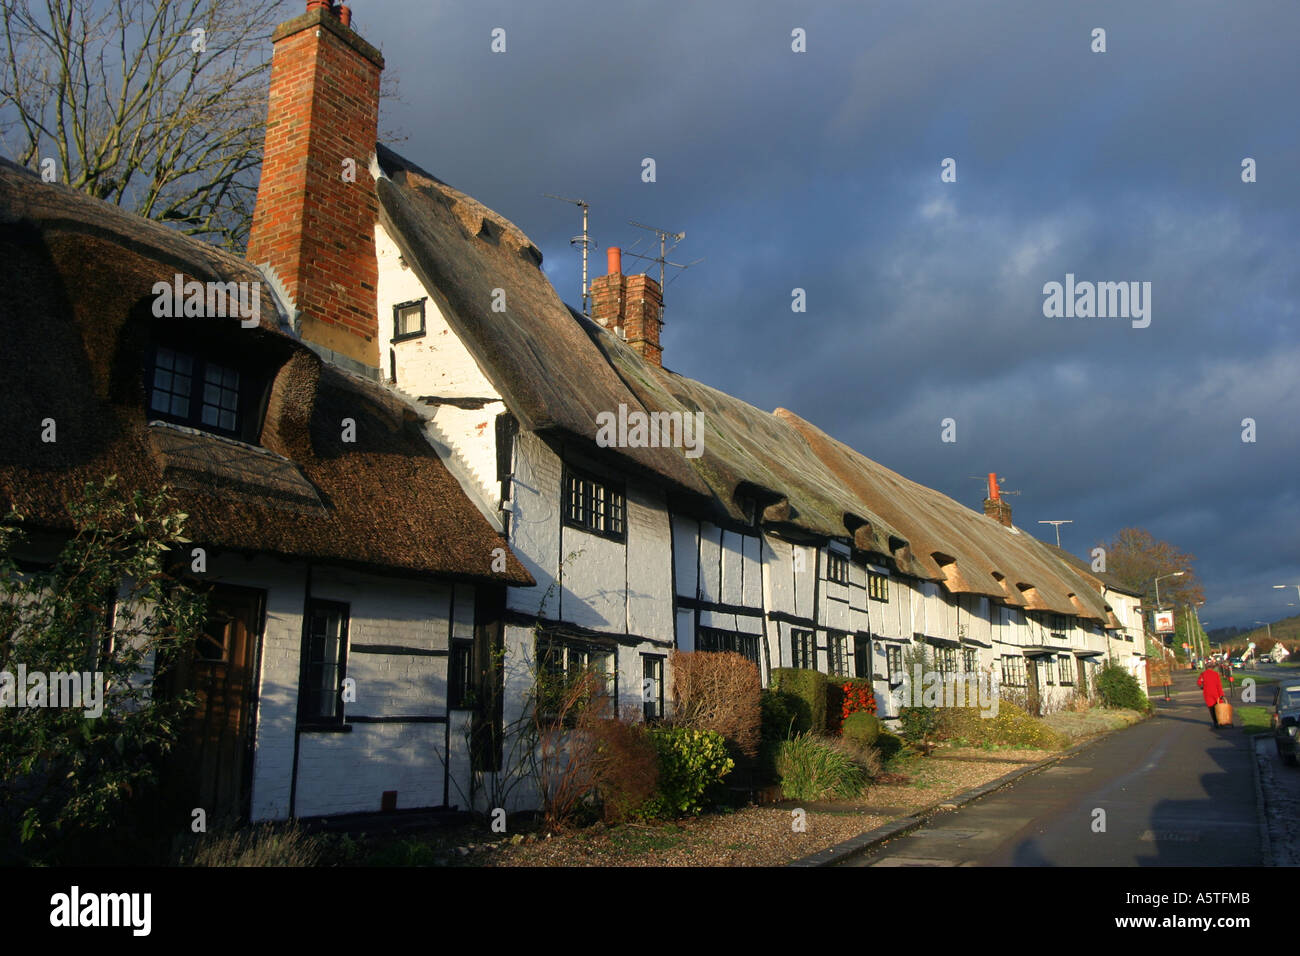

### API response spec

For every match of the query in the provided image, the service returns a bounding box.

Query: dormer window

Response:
[393,298,426,341]
[148,345,244,436]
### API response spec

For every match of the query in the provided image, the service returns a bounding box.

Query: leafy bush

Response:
[587,718,660,823]
[899,706,944,755]
[775,734,866,801]
[980,701,1070,750]
[843,711,881,749]
[670,650,761,757]
[760,689,802,742]
[0,478,204,864]
[639,727,734,819]
[876,731,904,760]
[1094,661,1150,713]
[770,667,828,735]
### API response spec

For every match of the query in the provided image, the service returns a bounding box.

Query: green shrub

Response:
[760,689,802,742]
[898,706,943,755]
[876,731,904,760]
[639,727,734,819]
[1094,661,1150,713]
[775,734,866,801]
[770,668,828,734]
[843,711,881,748]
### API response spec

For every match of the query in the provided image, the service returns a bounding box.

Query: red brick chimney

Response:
[247,1,384,372]
[983,472,1014,527]
[589,247,664,367]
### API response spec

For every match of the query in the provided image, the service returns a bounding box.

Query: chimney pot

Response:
[988,472,1000,501]
[338,4,352,26]
[607,246,622,276]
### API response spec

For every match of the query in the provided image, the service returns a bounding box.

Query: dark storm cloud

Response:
[361,0,1300,627]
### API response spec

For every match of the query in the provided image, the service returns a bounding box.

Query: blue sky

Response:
[361,0,1300,629]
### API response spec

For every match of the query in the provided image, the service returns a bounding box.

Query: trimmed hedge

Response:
[842,711,881,749]
[760,689,802,742]
[770,668,828,735]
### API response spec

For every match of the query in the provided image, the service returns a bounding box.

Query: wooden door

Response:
[1077,658,1088,693]
[174,584,264,824]
[1026,658,1041,716]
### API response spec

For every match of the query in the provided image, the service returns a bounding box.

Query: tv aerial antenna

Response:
[544,194,595,315]
[1037,520,1073,548]
[623,220,702,306]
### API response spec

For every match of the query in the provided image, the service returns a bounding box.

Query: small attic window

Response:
[148,345,243,437]
[393,298,426,341]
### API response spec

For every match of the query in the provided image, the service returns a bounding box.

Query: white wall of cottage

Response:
[192,555,475,821]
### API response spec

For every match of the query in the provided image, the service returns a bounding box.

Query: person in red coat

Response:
[1198,666,1225,727]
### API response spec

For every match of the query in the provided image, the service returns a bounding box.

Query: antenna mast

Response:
[1037,520,1073,548]
[544,194,595,315]
[624,219,701,306]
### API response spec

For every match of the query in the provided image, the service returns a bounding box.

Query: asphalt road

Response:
[843,668,1265,866]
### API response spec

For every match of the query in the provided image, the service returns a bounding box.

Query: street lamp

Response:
[1256,620,1273,642]
[1275,584,1300,604]
[1155,571,1185,609]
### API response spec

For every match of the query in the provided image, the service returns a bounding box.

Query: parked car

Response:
[1270,685,1300,766]
[1231,657,1244,669]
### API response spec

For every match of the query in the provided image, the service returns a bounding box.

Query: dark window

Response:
[449,639,474,709]
[148,345,244,436]
[393,298,426,340]
[791,628,814,669]
[1047,613,1069,641]
[563,467,626,541]
[826,552,849,585]
[300,600,349,725]
[1043,658,1055,686]
[1058,655,1073,686]
[1001,655,1026,688]
[962,648,977,674]
[868,572,889,603]
[642,655,664,722]
[828,631,849,677]
[697,627,759,666]
[887,645,904,686]
[854,635,872,679]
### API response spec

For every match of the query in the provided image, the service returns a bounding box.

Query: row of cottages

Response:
[0,2,1149,825]
[241,5,1147,814]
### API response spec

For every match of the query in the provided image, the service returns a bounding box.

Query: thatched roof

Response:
[373,146,1113,621]
[0,158,532,586]
[373,145,713,500]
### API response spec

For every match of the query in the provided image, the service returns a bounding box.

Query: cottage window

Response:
[536,635,616,721]
[393,298,426,340]
[826,552,849,585]
[696,627,759,667]
[935,646,957,679]
[642,654,665,722]
[449,639,474,709]
[148,345,244,436]
[962,648,977,674]
[791,628,814,669]
[868,572,889,603]
[1058,655,1074,686]
[562,467,626,541]
[300,600,350,726]
[828,631,849,677]
[1001,655,1026,688]
[886,645,904,686]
